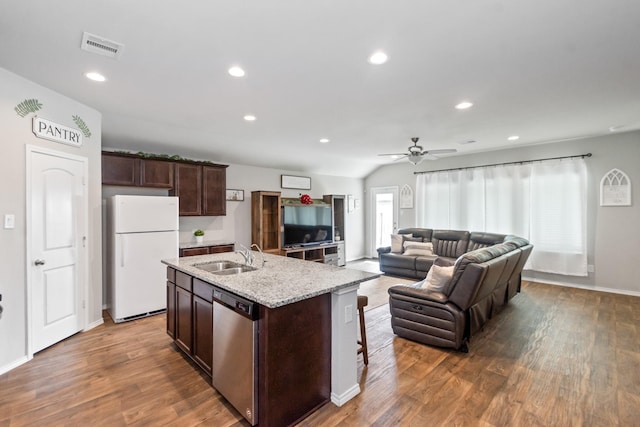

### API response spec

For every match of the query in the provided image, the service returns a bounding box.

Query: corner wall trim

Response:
[0,355,30,376]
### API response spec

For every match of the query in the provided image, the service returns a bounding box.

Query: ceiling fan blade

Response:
[378,153,408,156]
[423,149,457,155]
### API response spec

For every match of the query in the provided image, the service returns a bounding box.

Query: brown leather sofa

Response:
[377,228,508,279]
[383,228,533,352]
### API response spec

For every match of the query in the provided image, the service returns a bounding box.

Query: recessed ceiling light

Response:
[243,115,256,121]
[508,135,520,141]
[455,101,473,110]
[368,51,388,65]
[319,138,330,143]
[609,125,624,132]
[85,72,106,82]
[228,66,245,77]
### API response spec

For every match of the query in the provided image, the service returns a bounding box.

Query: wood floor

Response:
[1,281,639,426]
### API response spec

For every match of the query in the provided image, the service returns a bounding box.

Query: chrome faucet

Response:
[236,243,254,266]
[251,243,265,268]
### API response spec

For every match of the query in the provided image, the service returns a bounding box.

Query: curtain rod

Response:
[413,153,592,175]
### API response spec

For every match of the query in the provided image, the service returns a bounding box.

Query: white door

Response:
[28,146,87,353]
[370,186,398,257]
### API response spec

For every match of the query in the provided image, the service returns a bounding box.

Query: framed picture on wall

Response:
[226,189,244,201]
[281,174,311,190]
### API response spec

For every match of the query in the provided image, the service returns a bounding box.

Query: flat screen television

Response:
[283,204,333,247]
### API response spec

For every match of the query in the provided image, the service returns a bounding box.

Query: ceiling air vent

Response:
[80,32,124,59]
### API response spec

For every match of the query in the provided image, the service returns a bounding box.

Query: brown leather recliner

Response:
[388,237,533,352]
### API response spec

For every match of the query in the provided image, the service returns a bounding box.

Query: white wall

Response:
[365,131,640,295]
[0,67,103,373]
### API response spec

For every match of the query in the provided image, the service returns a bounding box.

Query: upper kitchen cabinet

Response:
[102,152,139,186]
[102,151,173,188]
[170,163,228,216]
[171,162,202,215]
[140,158,174,188]
[102,151,228,216]
[202,165,226,216]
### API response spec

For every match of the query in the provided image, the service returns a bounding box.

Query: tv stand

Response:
[281,243,340,265]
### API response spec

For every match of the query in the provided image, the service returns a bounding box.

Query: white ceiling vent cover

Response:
[80,32,124,59]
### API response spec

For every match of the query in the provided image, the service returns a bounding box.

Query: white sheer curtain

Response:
[416,158,588,276]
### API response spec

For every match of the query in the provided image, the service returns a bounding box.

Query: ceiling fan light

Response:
[408,154,424,165]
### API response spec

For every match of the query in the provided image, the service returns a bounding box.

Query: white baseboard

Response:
[523,276,640,297]
[83,317,104,332]
[0,355,30,376]
[331,384,361,407]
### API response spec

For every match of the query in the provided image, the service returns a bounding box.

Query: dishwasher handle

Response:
[213,288,257,320]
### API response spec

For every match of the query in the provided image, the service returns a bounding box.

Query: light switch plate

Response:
[4,214,15,229]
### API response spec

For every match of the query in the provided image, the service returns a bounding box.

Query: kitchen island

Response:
[162,251,378,427]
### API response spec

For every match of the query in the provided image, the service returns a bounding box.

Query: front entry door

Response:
[28,146,87,353]
[370,186,398,257]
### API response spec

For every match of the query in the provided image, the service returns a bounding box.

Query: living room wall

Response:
[365,131,640,296]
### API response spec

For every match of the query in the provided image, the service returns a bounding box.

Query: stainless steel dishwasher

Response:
[212,287,258,426]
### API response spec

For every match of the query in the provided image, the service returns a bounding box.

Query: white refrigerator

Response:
[108,195,179,323]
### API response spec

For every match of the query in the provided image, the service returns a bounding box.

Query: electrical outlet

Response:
[345,304,353,323]
[587,264,595,273]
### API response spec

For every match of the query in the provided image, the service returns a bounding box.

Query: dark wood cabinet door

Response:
[140,159,174,188]
[171,163,202,216]
[166,281,176,339]
[192,295,213,376]
[102,153,139,186]
[175,286,193,354]
[202,165,226,216]
[180,247,210,257]
[208,244,234,254]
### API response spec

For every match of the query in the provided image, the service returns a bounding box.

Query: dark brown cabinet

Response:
[202,166,226,216]
[193,278,214,375]
[179,244,234,257]
[169,270,214,376]
[102,152,138,186]
[171,163,202,216]
[102,152,227,216]
[102,151,174,188]
[174,272,193,354]
[170,163,227,217]
[140,158,174,188]
[251,191,282,254]
[166,268,176,339]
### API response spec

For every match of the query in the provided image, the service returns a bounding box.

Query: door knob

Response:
[34,259,46,266]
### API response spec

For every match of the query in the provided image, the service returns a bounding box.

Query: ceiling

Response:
[2,1,639,178]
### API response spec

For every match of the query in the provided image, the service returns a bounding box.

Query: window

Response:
[416,158,588,276]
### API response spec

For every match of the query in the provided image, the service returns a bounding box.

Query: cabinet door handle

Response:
[34,259,46,266]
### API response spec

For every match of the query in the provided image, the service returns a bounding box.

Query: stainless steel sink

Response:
[195,261,239,272]
[194,261,257,275]
[212,265,257,275]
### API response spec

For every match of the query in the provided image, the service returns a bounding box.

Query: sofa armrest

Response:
[377,246,392,255]
[388,283,449,304]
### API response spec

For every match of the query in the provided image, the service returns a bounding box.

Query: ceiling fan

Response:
[378,137,457,165]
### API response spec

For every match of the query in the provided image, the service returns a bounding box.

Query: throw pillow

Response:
[390,234,412,253]
[421,264,454,292]
[403,241,434,256]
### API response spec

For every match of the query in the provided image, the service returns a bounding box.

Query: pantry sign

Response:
[32,116,83,147]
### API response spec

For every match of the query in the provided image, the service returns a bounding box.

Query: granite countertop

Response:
[162,252,379,308]
[179,239,235,249]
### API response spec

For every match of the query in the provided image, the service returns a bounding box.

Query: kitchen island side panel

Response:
[258,293,332,427]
